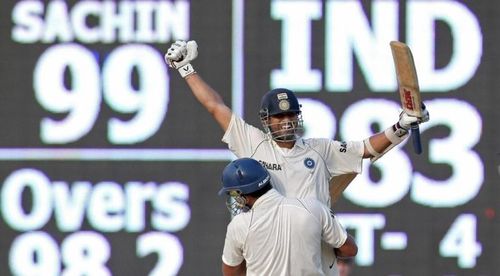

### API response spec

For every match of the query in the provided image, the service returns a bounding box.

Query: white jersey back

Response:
[222,115,363,275]
[222,189,347,276]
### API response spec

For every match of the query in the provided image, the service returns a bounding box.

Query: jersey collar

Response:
[271,137,306,150]
[294,138,306,149]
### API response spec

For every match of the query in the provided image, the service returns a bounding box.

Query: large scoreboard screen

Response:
[0,1,498,275]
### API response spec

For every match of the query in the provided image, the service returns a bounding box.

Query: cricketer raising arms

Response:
[164,40,429,275]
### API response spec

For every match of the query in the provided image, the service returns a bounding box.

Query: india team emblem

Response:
[278,99,290,111]
[304,158,315,169]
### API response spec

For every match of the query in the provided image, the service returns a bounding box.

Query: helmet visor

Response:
[225,190,249,216]
[261,113,304,142]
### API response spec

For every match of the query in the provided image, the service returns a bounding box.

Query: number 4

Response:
[439,214,482,268]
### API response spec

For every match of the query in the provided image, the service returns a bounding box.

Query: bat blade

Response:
[390,41,423,154]
[329,173,357,205]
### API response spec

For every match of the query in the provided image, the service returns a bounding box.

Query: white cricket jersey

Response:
[222,115,364,205]
[222,114,363,275]
[222,189,348,276]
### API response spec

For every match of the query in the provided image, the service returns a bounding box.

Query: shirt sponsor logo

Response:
[259,160,282,171]
[403,88,415,111]
[304,158,315,169]
[339,141,347,153]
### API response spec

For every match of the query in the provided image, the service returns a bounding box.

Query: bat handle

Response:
[410,123,422,154]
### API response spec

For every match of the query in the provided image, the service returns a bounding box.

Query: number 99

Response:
[33,43,169,144]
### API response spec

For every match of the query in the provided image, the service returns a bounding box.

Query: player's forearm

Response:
[185,73,232,130]
[363,132,392,158]
[165,40,233,130]
[363,115,416,161]
[185,73,224,110]
[222,262,246,276]
[335,234,358,258]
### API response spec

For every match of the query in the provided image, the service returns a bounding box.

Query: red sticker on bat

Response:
[403,89,414,110]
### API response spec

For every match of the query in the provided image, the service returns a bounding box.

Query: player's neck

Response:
[275,140,295,149]
[246,196,257,208]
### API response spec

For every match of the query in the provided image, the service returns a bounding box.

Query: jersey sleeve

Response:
[221,218,246,267]
[322,139,364,176]
[221,114,267,157]
[307,199,348,248]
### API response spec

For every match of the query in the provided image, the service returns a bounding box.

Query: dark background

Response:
[0,1,498,275]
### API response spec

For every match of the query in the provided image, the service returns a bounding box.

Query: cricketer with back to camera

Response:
[164,40,429,275]
[218,157,357,276]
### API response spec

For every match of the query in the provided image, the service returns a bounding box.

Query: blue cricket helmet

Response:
[259,88,304,142]
[219,158,270,196]
[259,88,301,118]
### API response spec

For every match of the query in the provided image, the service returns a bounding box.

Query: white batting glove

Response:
[398,112,419,130]
[398,103,429,130]
[164,40,198,78]
[374,104,429,162]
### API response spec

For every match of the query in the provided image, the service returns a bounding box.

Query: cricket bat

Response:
[329,173,357,205]
[390,41,423,154]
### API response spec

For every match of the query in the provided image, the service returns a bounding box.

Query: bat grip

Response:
[410,123,422,154]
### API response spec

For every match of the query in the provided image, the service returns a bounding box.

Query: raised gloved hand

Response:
[398,103,429,130]
[164,40,198,78]
[369,103,429,162]
[398,112,419,131]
